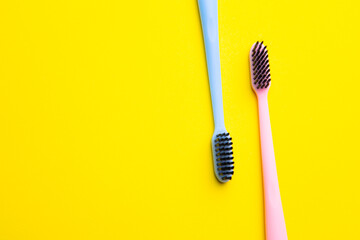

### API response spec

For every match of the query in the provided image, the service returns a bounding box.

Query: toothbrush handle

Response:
[198,0,225,129]
[258,94,287,240]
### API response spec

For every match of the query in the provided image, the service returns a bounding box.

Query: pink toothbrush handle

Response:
[257,93,287,240]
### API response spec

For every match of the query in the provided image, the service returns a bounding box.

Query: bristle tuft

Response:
[214,132,234,182]
[251,41,271,89]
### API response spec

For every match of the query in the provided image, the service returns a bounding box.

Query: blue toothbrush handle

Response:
[198,0,225,131]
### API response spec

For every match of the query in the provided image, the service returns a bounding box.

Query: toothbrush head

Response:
[250,41,271,93]
[212,132,234,183]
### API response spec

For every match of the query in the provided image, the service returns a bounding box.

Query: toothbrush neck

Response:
[214,118,226,133]
[257,91,269,101]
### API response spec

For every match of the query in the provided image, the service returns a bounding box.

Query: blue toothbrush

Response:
[198,0,234,182]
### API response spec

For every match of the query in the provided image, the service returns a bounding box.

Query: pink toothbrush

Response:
[250,41,287,240]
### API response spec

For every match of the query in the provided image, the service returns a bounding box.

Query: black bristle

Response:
[217,157,234,161]
[251,42,271,89]
[216,142,233,147]
[217,157,232,161]
[214,131,234,182]
[219,166,234,171]
[215,146,233,152]
[217,161,234,166]
[218,151,233,156]
[222,176,232,181]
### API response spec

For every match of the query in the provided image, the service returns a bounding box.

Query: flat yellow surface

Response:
[0,0,359,239]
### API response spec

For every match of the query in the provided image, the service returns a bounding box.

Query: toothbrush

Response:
[250,41,287,240]
[198,0,234,183]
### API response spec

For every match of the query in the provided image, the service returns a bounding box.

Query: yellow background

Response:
[0,0,359,239]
